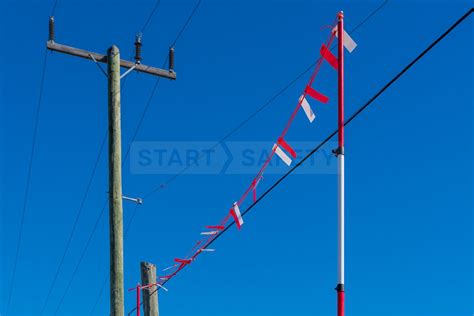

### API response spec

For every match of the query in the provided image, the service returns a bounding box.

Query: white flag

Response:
[333,26,357,53]
[199,248,215,252]
[273,144,292,166]
[299,95,315,123]
[157,284,169,292]
[200,231,219,236]
[230,202,244,229]
[162,264,178,272]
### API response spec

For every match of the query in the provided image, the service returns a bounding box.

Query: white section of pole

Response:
[337,154,345,285]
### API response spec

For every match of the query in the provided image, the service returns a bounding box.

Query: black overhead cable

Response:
[127,7,474,315]
[6,3,62,314]
[39,131,107,315]
[52,201,108,315]
[5,49,49,316]
[172,0,203,47]
[51,0,59,16]
[140,0,162,34]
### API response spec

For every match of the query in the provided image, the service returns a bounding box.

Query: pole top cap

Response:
[338,11,344,19]
[108,45,120,54]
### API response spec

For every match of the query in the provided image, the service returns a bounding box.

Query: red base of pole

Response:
[337,288,344,316]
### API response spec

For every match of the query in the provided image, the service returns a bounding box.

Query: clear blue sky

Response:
[1,0,472,315]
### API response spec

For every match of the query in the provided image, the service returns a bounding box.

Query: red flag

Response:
[206,225,225,230]
[174,258,192,265]
[305,85,329,104]
[277,137,297,158]
[320,44,338,70]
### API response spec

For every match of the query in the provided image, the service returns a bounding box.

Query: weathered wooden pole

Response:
[140,262,159,316]
[108,45,124,316]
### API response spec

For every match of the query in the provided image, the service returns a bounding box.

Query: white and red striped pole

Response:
[336,10,345,316]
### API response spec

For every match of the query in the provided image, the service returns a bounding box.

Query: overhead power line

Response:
[5,49,49,316]
[127,7,474,314]
[39,131,107,315]
[51,0,59,16]
[7,2,63,314]
[52,201,108,315]
[140,0,162,34]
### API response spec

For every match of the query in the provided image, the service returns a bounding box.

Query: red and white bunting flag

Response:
[157,283,169,292]
[199,248,215,252]
[200,231,219,236]
[299,95,315,123]
[162,264,178,272]
[174,258,192,265]
[272,144,292,166]
[305,85,329,104]
[206,225,225,230]
[230,202,244,229]
[333,26,357,53]
[277,137,297,158]
[320,44,338,70]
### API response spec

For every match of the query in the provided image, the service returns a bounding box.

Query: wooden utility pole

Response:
[108,45,124,316]
[140,262,159,316]
[46,17,176,316]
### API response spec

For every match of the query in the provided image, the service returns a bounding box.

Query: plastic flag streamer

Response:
[132,14,357,292]
[230,202,244,229]
[333,25,357,52]
[299,96,316,123]
[273,143,293,166]
[320,44,339,70]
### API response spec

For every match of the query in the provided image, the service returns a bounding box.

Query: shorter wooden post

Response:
[140,262,159,316]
